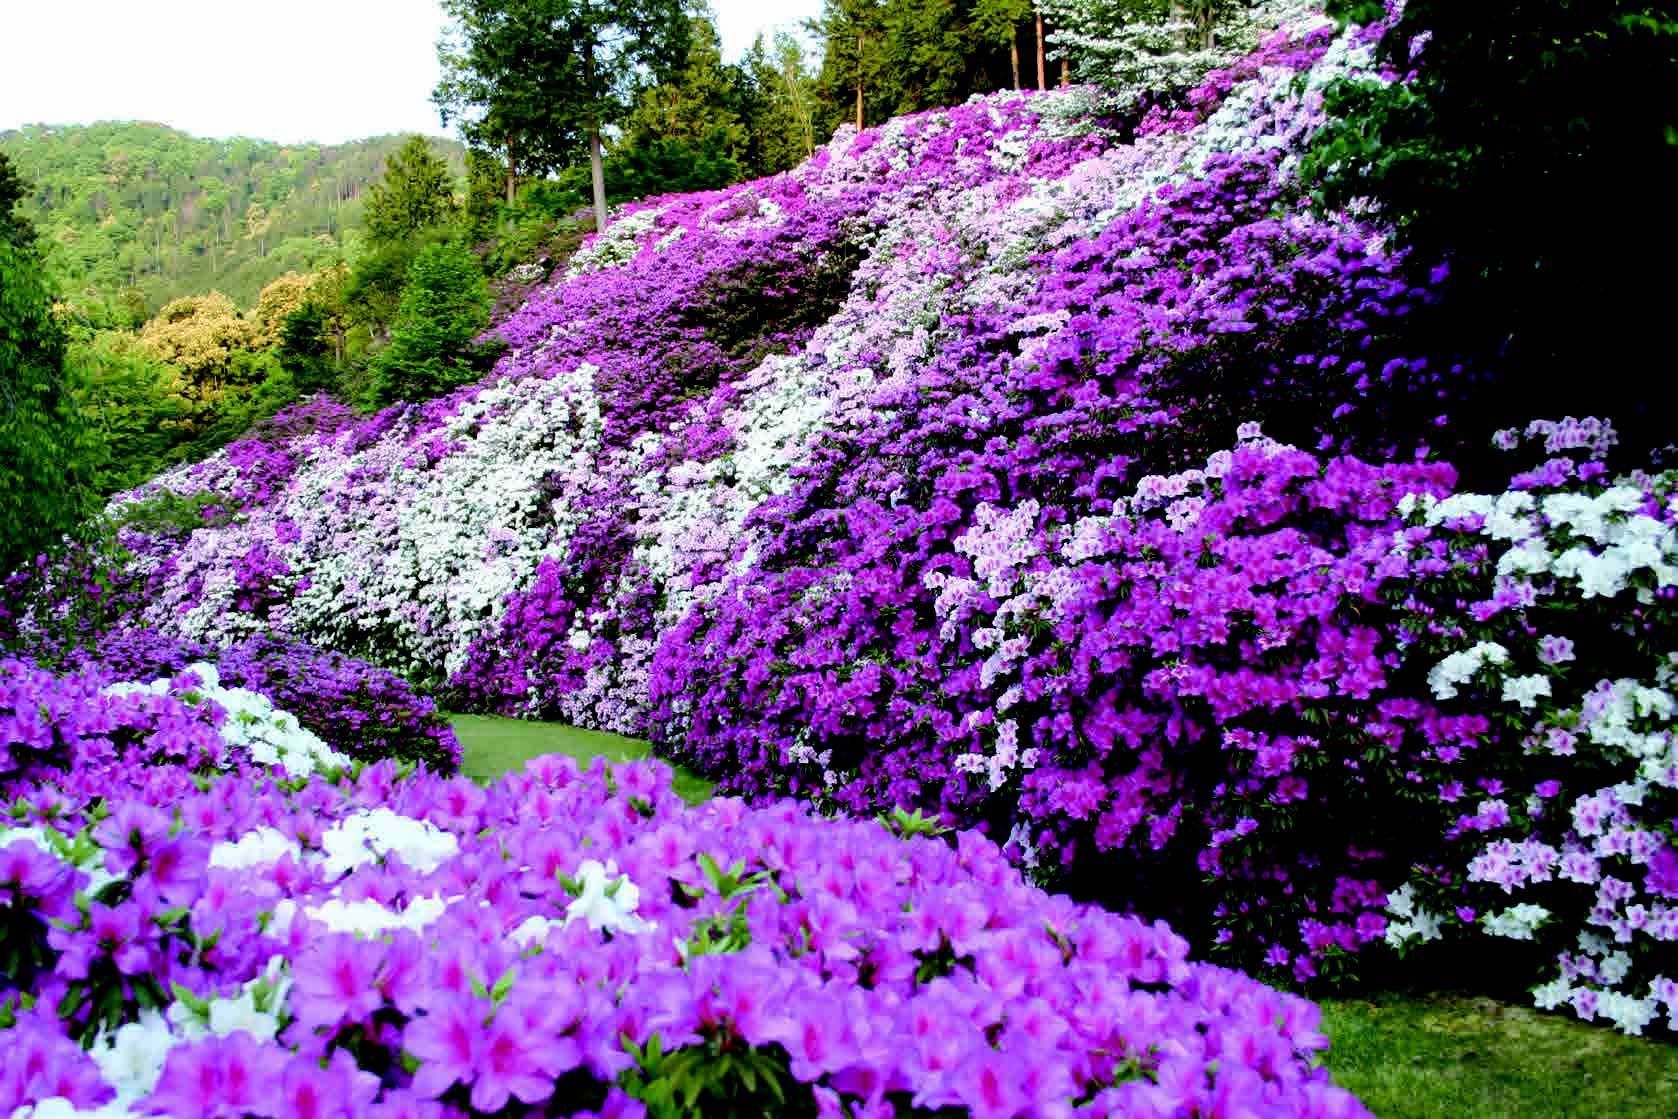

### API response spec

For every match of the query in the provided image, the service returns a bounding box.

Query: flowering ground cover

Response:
[449,720,1678,1119]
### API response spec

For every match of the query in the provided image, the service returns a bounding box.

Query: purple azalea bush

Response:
[0,667,1370,1118]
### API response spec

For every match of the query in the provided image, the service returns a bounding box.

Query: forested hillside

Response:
[0,123,466,313]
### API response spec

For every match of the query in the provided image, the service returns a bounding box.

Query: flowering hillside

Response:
[8,0,1676,1048]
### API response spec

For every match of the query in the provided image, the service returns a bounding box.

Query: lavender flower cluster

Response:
[0,666,1370,1118]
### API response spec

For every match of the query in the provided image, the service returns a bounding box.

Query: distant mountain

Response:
[0,122,466,313]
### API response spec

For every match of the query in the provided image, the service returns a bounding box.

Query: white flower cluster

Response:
[274,894,453,938]
[566,205,664,276]
[1382,884,1445,950]
[1580,678,1678,786]
[1425,641,1510,701]
[1402,470,1678,1033]
[208,826,300,871]
[510,858,654,945]
[280,366,605,676]
[318,809,460,877]
[102,662,350,779]
[1409,481,1678,602]
[1039,0,1325,104]
[1500,673,1553,711]
[30,959,297,1119]
[1481,903,1550,940]
[1533,936,1672,1036]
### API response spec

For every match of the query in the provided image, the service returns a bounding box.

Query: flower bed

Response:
[0,663,1369,1118]
[0,620,460,776]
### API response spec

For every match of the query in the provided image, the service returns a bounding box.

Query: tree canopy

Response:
[1,234,92,572]
[0,123,465,314]
[434,0,691,229]
[1304,0,1678,460]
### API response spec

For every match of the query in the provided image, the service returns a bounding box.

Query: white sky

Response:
[0,0,822,145]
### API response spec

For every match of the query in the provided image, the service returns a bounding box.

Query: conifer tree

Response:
[363,136,460,247]
[434,0,689,233]
[364,242,496,408]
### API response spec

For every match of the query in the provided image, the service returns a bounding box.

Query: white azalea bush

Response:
[1380,419,1678,1033]
[102,663,350,780]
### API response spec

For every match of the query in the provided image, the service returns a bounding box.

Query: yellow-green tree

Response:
[251,271,317,349]
[138,291,258,397]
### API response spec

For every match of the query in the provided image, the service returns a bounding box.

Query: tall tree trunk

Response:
[1035,9,1047,90]
[506,149,518,207]
[584,38,608,233]
[1011,30,1020,90]
[855,32,865,129]
[589,124,607,233]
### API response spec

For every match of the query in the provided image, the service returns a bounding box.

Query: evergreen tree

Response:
[365,242,497,408]
[343,227,455,344]
[737,32,820,175]
[813,0,1033,130]
[612,12,750,197]
[276,303,338,394]
[1,236,93,572]
[816,0,888,129]
[462,147,508,243]
[363,136,461,247]
[1304,0,1678,460]
[0,151,37,250]
[434,0,691,232]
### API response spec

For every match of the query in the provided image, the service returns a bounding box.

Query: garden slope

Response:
[76,9,1678,1028]
[110,12,1363,721]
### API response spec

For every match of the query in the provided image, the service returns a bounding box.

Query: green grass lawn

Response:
[449,714,1678,1118]
[449,713,713,803]
[1320,992,1678,1118]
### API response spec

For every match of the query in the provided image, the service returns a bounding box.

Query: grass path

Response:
[449,715,1678,1118]
[450,713,713,803]
[1320,993,1678,1117]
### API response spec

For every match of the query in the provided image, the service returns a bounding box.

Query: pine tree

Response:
[364,243,496,408]
[364,136,460,247]
[434,0,690,233]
